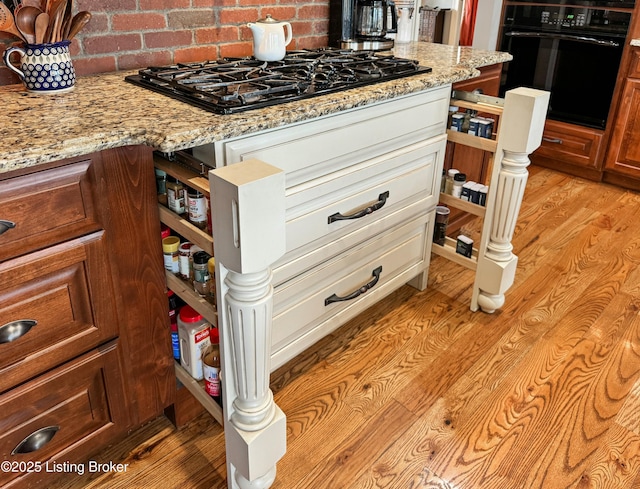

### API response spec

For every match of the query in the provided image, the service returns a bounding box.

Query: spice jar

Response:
[167,178,186,215]
[188,188,208,230]
[162,236,180,275]
[452,173,467,198]
[193,251,212,298]
[179,242,193,281]
[444,169,459,195]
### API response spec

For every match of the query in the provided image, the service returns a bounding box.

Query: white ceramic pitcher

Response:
[247,14,293,62]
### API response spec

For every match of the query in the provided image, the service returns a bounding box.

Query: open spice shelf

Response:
[155,153,222,426]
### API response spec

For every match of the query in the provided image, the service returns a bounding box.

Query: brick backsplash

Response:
[0,0,330,85]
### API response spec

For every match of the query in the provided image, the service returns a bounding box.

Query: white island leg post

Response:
[471,87,550,313]
[210,159,287,489]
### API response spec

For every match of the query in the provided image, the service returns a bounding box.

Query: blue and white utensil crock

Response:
[3,40,76,93]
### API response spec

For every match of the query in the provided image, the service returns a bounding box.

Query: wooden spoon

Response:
[61,0,72,39]
[0,3,26,42]
[35,11,49,44]
[66,10,90,40]
[15,6,42,44]
[46,0,65,42]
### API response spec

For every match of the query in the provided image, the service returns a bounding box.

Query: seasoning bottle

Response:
[168,290,180,361]
[452,173,467,198]
[167,177,186,215]
[178,305,211,381]
[178,242,193,281]
[188,188,208,230]
[203,327,221,404]
[155,168,168,206]
[162,236,180,275]
[193,251,212,298]
[444,168,459,195]
[207,256,216,307]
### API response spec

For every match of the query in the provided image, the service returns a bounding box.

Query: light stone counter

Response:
[0,42,511,174]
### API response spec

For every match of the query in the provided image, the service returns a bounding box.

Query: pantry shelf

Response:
[432,237,478,270]
[158,205,214,256]
[438,193,486,217]
[165,271,217,327]
[154,154,210,196]
[174,361,223,425]
[446,129,497,152]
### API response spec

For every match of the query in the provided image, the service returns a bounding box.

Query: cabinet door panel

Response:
[0,159,101,262]
[0,232,118,392]
[0,341,128,489]
[604,79,640,175]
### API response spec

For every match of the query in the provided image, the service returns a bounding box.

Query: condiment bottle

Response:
[444,168,459,195]
[203,327,221,404]
[178,305,211,380]
[167,177,186,215]
[452,172,467,198]
[162,236,180,275]
[188,188,208,230]
[179,242,193,281]
[193,251,212,298]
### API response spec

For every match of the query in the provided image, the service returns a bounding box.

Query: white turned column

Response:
[210,159,287,489]
[471,87,550,313]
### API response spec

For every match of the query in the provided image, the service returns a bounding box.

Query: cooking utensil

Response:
[0,2,26,42]
[47,0,65,42]
[67,10,90,40]
[61,0,71,39]
[34,11,48,44]
[15,5,41,44]
[21,0,45,8]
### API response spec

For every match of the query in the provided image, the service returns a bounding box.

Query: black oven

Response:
[499,1,634,129]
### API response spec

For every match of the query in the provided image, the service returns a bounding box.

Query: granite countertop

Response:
[0,42,511,174]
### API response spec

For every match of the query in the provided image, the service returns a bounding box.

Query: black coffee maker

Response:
[329,0,398,51]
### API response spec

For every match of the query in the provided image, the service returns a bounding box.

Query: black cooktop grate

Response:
[125,48,432,114]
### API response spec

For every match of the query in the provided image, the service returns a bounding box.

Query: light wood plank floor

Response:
[49,167,640,489]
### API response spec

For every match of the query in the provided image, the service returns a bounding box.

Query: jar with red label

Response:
[188,188,208,230]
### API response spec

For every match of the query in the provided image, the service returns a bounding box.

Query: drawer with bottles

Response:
[0,232,118,393]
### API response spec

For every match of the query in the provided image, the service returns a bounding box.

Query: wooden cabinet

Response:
[531,119,605,181]
[603,47,640,189]
[0,147,174,489]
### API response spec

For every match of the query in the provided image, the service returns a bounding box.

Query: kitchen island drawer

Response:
[271,213,432,369]
[283,135,444,256]
[0,232,118,393]
[196,87,449,187]
[0,340,128,489]
[0,159,102,262]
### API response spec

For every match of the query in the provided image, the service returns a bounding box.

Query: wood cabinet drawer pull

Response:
[325,266,382,306]
[11,426,60,455]
[0,220,16,235]
[328,191,390,224]
[542,137,563,144]
[0,319,37,344]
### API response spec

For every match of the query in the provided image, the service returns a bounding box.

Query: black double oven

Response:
[499,0,635,130]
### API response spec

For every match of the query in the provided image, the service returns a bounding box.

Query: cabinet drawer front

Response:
[532,119,603,169]
[0,160,101,261]
[272,215,431,365]
[629,47,640,79]
[0,341,128,488]
[0,232,118,392]
[212,87,449,187]
[285,136,445,254]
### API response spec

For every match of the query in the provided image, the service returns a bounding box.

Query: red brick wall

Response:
[0,0,330,85]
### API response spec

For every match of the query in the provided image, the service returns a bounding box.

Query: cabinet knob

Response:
[0,319,37,344]
[0,220,16,235]
[11,426,60,455]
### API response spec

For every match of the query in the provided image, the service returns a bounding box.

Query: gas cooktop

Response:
[125,48,432,114]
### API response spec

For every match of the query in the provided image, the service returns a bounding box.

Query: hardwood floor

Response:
[48,166,640,489]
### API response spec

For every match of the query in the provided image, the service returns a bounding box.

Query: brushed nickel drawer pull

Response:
[325,266,382,306]
[0,319,37,344]
[0,220,16,235]
[542,137,563,144]
[11,426,60,455]
[328,191,390,224]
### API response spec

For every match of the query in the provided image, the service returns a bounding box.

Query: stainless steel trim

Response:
[504,31,620,47]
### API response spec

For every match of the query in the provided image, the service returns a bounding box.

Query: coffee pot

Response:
[355,0,397,39]
[247,14,293,62]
